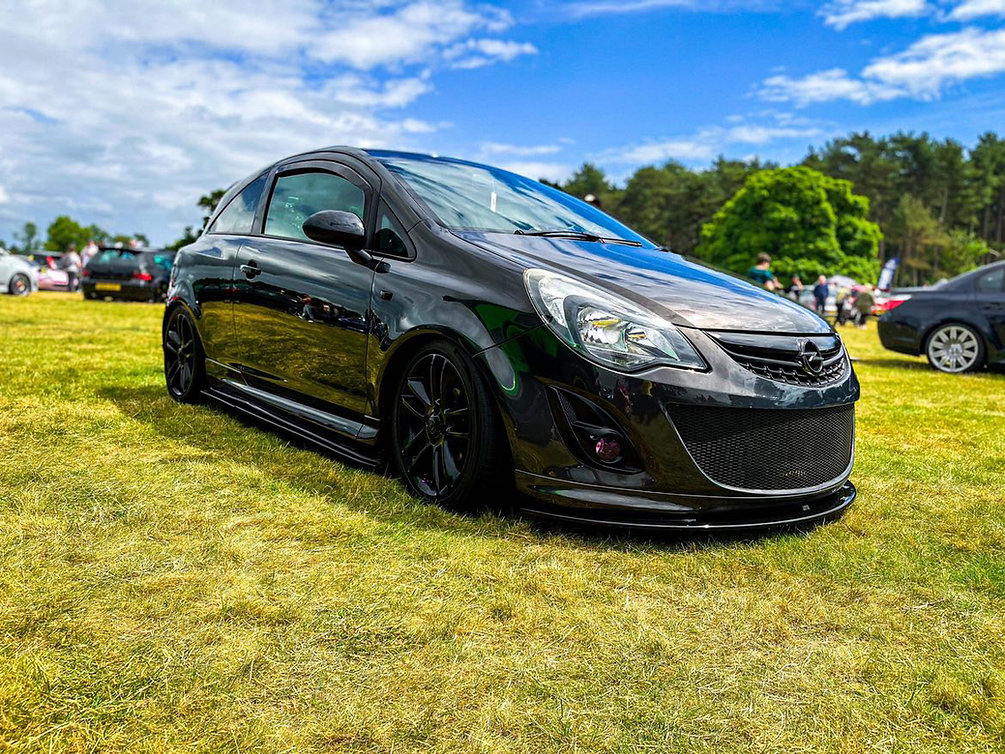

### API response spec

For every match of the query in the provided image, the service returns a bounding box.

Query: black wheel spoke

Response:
[395,350,475,499]
[442,441,461,480]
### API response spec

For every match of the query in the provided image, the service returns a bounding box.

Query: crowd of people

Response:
[747,252,878,328]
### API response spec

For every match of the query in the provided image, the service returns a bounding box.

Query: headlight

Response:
[523,268,705,371]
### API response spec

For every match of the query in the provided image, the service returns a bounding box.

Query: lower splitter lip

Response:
[516,476,856,531]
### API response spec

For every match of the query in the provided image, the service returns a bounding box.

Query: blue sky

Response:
[2,0,1005,246]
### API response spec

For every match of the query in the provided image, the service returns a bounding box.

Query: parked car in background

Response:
[163,147,859,531]
[36,256,71,291]
[82,248,176,302]
[0,248,38,296]
[878,261,1005,373]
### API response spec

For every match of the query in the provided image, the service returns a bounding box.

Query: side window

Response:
[374,206,409,257]
[210,175,266,235]
[976,266,1004,293]
[265,171,365,242]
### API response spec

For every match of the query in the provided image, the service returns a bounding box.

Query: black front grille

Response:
[665,403,854,491]
[710,332,847,387]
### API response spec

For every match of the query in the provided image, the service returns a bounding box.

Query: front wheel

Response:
[163,307,206,402]
[926,323,984,373]
[390,342,507,508]
[8,273,30,296]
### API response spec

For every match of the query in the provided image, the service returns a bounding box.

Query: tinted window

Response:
[211,175,266,235]
[976,266,1004,293]
[265,171,365,242]
[94,249,137,263]
[377,153,653,246]
[143,252,174,270]
[375,207,408,256]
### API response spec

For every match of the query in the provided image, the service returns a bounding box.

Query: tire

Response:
[925,323,985,374]
[8,273,30,296]
[389,341,507,508]
[163,307,206,402]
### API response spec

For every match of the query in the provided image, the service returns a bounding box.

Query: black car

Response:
[83,247,176,302]
[163,148,859,530]
[878,262,1005,373]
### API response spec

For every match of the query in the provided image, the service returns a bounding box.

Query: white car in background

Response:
[0,249,39,296]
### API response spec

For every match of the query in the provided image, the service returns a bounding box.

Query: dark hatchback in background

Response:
[163,147,859,531]
[83,247,176,302]
[878,261,1005,373]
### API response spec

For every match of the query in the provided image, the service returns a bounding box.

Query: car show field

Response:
[1,292,1004,752]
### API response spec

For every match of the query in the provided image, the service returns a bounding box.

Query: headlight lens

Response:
[524,268,705,371]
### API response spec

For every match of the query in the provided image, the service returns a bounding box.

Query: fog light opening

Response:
[594,434,623,464]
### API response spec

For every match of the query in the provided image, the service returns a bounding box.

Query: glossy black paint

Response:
[878,261,1005,367]
[165,147,861,530]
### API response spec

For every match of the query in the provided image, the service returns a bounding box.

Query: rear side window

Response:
[976,266,1004,293]
[210,176,266,235]
[264,171,365,242]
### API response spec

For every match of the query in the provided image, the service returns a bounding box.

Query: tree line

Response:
[551,130,1004,286]
[2,216,150,255]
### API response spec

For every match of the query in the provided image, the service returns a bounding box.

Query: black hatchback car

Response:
[83,247,176,302]
[163,147,860,530]
[878,262,1005,373]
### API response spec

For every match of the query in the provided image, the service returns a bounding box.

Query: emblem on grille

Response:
[800,340,824,375]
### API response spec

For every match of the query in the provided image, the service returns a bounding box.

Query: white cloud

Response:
[760,27,1005,104]
[946,0,1005,20]
[0,1,535,244]
[0,185,9,205]
[480,142,563,156]
[564,0,763,19]
[820,0,929,29]
[444,39,538,69]
[311,1,515,69]
[603,117,822,166]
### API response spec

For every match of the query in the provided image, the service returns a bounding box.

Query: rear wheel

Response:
[390,342,506,508]
[163,307,205,402]
[925,323,984,373]
[8,273,30,296]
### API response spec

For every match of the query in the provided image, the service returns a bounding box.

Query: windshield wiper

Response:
[514,229,643,247]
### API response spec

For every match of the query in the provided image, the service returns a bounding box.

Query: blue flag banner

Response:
[877,257,899,290]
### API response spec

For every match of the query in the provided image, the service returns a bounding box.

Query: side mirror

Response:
[302,210,366,250]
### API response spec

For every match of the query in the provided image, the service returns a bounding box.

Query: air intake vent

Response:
[665,402,854,491]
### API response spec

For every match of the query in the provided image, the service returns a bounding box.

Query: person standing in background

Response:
[812,275,829,315]
[80,239,99,269]
[748,253,779,291]
[786,275,804,301]
[855,285,875,328]
[61,244,82,292]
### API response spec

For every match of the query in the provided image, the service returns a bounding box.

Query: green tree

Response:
[13,221,42,252]
[45,215,94,252]
[697,166,881,284]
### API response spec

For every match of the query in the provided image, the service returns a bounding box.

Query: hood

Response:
[454,231,831,334]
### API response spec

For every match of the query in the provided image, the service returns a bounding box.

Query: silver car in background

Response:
[0,249,39,296]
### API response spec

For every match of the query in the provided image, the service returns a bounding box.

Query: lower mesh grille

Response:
[665,403,854,491]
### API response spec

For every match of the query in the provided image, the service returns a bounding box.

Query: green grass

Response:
[1,292,1004,753]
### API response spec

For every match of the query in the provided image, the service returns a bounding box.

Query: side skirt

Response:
[204,381,383,471]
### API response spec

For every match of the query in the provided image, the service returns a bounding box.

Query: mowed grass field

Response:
[1,291,1004,753]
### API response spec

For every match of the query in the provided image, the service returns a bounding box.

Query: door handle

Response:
[240,261,261,279]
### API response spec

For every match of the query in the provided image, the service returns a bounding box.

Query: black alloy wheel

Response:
[391,342,505,506]
[163,307,205,402]
[8,273,30,296]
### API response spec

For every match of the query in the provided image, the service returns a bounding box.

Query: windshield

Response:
[377,153,655,247]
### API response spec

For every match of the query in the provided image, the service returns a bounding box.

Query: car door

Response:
[232,161,375,424]
[974,265,1005,359]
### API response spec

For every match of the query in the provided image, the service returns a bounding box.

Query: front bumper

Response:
[518,477,856,530]
[477,325,860,529]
